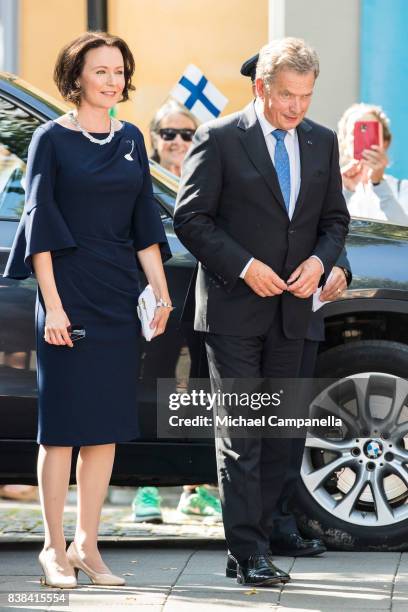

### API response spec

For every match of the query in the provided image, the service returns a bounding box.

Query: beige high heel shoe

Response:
[66,541,125,586]
[38,549,77,589]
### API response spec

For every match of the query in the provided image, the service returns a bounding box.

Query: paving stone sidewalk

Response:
[0,487,224,543]
[0,544,407,611]
[1,488,407,610]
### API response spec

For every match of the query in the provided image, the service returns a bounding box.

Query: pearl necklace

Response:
[68,110,115,145]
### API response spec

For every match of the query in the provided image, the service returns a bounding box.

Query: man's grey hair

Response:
[255,37,319,86]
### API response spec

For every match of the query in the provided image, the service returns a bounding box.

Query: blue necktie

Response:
[272,129,291,213]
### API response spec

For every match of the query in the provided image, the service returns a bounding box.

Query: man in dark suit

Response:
[240,52,353,558]
[174,38,350,586]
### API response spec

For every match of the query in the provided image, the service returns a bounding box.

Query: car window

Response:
[151,174,176,220]
[0,96,41,220]
[154,194,173,221]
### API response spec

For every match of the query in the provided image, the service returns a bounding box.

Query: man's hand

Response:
[286,257,323,298]
[243,259,287,297]
[320,266,348,301]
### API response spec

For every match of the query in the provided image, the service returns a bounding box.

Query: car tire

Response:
[295,340,408,551]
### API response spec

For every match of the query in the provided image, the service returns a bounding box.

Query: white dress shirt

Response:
[239,98,323,279]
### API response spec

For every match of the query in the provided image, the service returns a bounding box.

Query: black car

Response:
[2,73,408,551]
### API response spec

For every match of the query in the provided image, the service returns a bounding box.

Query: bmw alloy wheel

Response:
[301,373,408,527]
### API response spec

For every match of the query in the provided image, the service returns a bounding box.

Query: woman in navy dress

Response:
[4,32,172,588]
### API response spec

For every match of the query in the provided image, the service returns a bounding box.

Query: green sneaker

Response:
[132,487,163,523]
[177,486,222,521]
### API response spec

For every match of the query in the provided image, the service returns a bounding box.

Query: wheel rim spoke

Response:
[305,435,354,453]
[302,455,350,491]
[352,376,373,431]
[382,377,408,432]
[369,470,394,522]
[387,461,408,489]
[390,447,408,463]
[393,421,408,441]
[335,467,367,520]
[311,394,358,436]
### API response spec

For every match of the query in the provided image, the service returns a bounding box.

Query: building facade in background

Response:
[0,0,405,176]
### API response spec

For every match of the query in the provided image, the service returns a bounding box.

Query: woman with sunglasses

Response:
[150,100,199,177]
[3,32,172,588]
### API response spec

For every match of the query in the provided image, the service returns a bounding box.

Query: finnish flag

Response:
[170,64,228,124]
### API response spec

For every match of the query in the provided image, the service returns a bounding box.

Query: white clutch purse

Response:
[137,284,157,341]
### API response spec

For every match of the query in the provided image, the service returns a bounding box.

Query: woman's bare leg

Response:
[37,445,74,574]
[74,443,115,572]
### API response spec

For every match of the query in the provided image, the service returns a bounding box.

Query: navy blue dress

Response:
[3,120,171,446]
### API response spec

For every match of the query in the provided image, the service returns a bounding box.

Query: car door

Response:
[136,178,209,440]
[0,93,42,438]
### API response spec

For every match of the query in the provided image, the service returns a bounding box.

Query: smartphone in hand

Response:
[353,120,383,160]
[67,325,86,342]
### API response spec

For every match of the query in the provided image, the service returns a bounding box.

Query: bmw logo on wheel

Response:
[366,440,383,459]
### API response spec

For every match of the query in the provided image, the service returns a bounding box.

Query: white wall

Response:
[0,0,19,73]
[280,0,360,130]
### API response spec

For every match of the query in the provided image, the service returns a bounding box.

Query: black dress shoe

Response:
[226,552,238,578]
[227,551,291,582]
[227,552,290,586]
[271,533,327,557]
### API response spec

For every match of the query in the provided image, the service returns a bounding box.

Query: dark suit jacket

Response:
[174,101,350,339]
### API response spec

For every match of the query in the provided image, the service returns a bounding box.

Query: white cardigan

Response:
[344,174,408,227]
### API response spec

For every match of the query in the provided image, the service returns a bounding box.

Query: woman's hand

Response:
[362,144,388,183]
[44,307,74,347]
[150,304,173,338]
[341,159,366,191]
[137,244,173,339]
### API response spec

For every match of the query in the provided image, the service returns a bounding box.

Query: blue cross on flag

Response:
[170,64,228,124]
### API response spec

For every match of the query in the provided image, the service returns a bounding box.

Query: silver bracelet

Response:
[156,298,173,308]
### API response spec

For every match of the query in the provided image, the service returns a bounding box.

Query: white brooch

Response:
[124,140,134,161]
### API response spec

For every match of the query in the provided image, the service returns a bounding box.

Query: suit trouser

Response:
[269,338,320,538]
[205,315,304,563]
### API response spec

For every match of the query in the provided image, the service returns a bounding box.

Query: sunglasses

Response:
[158,128,195,142]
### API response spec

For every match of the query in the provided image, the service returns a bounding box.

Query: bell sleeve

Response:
[3,126,77,280]
[131,129,172,264]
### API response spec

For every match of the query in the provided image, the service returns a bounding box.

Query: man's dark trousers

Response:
[268,338,320,538]
[270,250,352,537]
[205,304,304,563]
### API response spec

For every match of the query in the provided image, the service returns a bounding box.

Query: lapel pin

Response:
[307,140,313,145]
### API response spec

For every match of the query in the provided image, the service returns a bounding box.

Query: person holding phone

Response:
[338,103,408,225]
[3,31,172,588]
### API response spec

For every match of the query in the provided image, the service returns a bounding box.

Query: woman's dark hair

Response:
[54,31,135,105]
